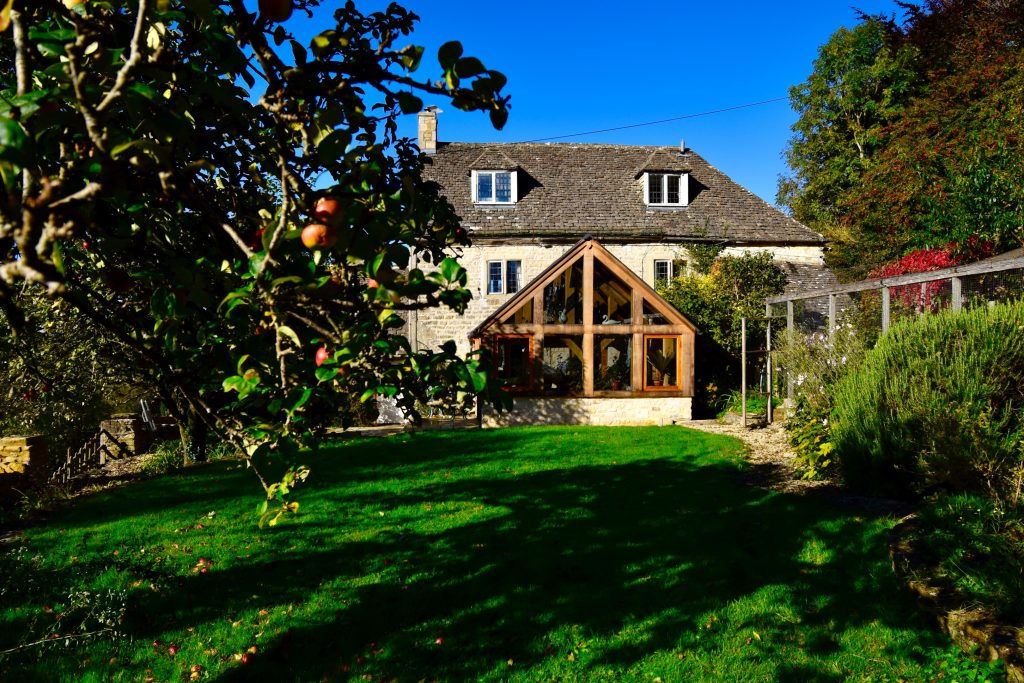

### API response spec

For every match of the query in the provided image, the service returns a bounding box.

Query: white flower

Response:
[822,418,829,426]
[796,374,806,386]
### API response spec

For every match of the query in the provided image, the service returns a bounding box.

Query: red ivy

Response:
[870,245,969,310]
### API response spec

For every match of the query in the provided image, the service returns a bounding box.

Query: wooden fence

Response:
[761,252,1024,423]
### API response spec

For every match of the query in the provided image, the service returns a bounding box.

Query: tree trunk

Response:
[179,408,209,464]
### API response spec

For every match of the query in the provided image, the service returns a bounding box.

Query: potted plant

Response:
[647,348,676,386]
[608,353,629,390]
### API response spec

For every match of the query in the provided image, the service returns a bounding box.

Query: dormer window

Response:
[473,170,517,205]
[644,172,688,207]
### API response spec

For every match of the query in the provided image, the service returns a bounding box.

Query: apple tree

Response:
[0,0,511,521]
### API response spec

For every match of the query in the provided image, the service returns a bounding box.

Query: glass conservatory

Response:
[471,239,696,403]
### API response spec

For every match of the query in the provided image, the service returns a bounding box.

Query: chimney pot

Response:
[418,107,439,155]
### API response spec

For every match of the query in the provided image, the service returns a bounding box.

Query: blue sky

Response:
[298,1,905,206]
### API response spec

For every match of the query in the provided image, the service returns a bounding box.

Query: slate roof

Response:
[423,142,823,245]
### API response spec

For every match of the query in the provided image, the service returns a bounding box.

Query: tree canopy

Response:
[779,0,1024,280]
[0,0,511,519]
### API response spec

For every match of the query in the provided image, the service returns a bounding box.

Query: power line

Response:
[520,96,790,143]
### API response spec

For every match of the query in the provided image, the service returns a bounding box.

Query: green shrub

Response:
[716,390,779,418]
[773,322,868,478]
[832,299,1024,501]
[141,440,186,476]
[917,493,1024,621]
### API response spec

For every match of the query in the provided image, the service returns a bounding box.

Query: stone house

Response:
[407,109,832,425]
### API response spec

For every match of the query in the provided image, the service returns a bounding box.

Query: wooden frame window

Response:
[494,335,533,391]
[644,335,681,391]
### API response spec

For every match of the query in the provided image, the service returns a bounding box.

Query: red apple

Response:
[313,197,342,226]
[301,223,336,249]
[315,346,330,367]
[366,278,379,289]
[241,653,251,664]
[168,644,180,656]
[258,0,292,22]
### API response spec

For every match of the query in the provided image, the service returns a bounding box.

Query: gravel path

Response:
[685,419,915,516]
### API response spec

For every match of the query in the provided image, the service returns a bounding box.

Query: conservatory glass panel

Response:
[594,336,632,391]
[543,259,584,324]
[644,336,679,389]
[593,260,632,324]
[541,335,584,395]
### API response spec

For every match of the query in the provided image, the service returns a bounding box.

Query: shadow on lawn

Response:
[104,434,939,682]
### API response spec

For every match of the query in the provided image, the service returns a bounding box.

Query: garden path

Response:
[686,419,915,516]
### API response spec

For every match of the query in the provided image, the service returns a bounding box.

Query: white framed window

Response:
[472,170,518,205]
[653,258,688,287]
[486,259,522,294]
[506,260,522,294]
[644,173,689,206]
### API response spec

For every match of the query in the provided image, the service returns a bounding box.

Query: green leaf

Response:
[455,57,485,78]
[290,39,307,65]
[222,376,245,392]
[315,367,339,382]
[489,107,509,131]
[397,92,423,115]
[0,118,30,167]
[438,257,463,283]
[0,0,12,32]
[277,325,301,347]
[400,45,423,71]
[291,387,314,412]
[437,41,463,71]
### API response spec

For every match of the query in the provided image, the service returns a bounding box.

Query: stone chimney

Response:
[417,106,439,155]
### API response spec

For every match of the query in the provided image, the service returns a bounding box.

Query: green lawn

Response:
[0,427,998,682]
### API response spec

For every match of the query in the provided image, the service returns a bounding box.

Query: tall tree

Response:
[0,0,511,519]
[781,1,1024,281]
[842,0,1024,264]
[778,15,921,278]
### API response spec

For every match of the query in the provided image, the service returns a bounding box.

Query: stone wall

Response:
[100,415,156,462]
[0,435,49,500]
[412,241,827,356]
[482,396,692,427]
[0,435,48,478]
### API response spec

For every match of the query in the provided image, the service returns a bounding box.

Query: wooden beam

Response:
[882,287,891,333]
[766,255,1024,305]
[493,323,694,335]
[632,331,643,392]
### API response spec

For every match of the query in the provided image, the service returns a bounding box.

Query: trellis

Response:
[762,252,1024,423]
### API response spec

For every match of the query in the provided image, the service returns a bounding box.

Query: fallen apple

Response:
[168,644,180,656]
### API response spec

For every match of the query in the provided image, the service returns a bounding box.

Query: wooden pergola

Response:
[470,238,696,398]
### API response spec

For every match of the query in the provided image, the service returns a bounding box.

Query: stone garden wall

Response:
[0,435,49,501]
